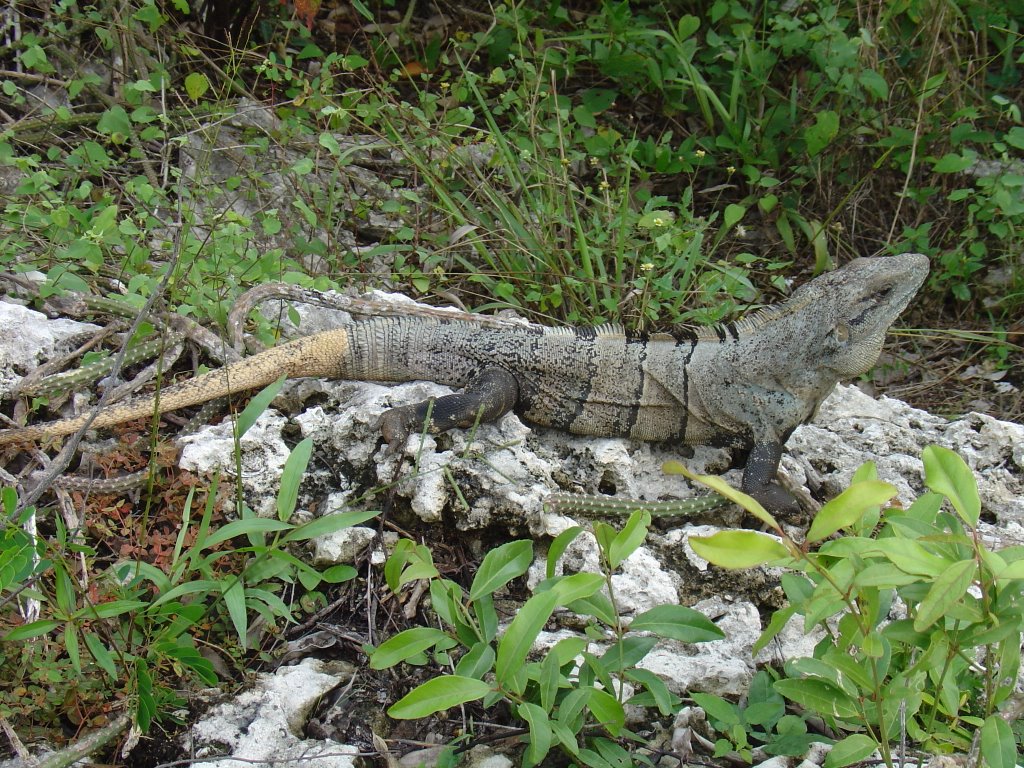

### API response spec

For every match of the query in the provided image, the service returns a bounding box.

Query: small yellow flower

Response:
[599,180,610,191]
[726,165,736,174]
[651,217,665,227]
[695,149,706,158]
[560,157,571,167]
[640,262,655,271]
[589,156,599,167]
[440,81,450,91]
[736,225,748,238]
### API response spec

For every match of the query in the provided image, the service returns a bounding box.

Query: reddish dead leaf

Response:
[294,0,321,30]
[401,60,427,77]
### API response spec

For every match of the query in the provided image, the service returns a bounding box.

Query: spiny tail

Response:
[0,329,353,447]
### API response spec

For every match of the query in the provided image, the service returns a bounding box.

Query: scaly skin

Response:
[0,254,929,511]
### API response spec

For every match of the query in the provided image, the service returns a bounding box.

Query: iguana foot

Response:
[378,404,422,451]
[746,481,800,516]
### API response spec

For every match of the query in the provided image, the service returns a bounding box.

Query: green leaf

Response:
[922,445,980,526]
[83,634,117,679]
[773,678,860,720]
[805,110,839,156]
[282,508,380,542]
[587,687,625,735]
[806,480,898,542]
[690,530,789,568]
[607,509,650,569]
[96,106,132,142]
[469,540,533,601]
[630,604,724,643]
[691,692,739,727]
[858,69,889,100]
[547,572,606,605]
[222,577,248,648]
[981,715,1017,768]
[663,461,778,529]
[135,660,155,732]
[723,203,746,229]
[235,375,287,437]
[625,668,679,715]
[519,702,553,766]
[496,591,559,684]
[371,627,452,669]
[538,652,562,713]
[201,518,293,550]
[388,675,492,719]
[914,559,976,631]
[1005,127,1024,151]
[546,526,584,579]
[184,72,209,101]
[932,152,976,173]
[277,438,312,521]
[454,641,495,679]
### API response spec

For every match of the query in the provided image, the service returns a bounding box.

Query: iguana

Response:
[0,254,929,512]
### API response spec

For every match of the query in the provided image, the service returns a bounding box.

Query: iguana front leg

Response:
[741,442,799,514]
[378,367,519,449]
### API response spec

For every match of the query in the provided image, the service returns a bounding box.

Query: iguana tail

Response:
[0,328,353,447]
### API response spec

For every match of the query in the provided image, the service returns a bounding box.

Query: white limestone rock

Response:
[177,410,290,518]
[787,384,1024,524]
[186,658,358,768]
[0,302,99,399]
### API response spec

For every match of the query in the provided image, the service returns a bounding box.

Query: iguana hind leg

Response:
[741,441,799,514]
[378,367,519,449]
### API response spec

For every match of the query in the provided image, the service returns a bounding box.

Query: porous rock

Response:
[185,658,358,768]
[0,302,99,399]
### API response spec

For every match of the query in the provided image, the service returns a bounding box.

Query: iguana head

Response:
[782,252,930,377]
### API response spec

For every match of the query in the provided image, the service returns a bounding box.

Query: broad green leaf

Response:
[630,604,724,642]
[96,106,132,140]
[774,678,860,720]
[277,438,313,521]
[235,376,287,437]
[519,702,553,766]
[549,636,588,666]
[922,445,980,526]
[496,591,558,683]
[599,636,658,672]
[388,675,492,719]
[587,687,625,735]
[807,480,898,542]
[858,69,889,100]
[83,633,117,679]
[932,152,976,173]
[282,509,380,542]
[914,558,976,631]
[723,203,746,229]
[454,642,495,680]
[546,572,605,605]
[981,715,1017,768]
[692,692,739,727]
[625,668,679,715]
[664,460,778,529]
[860,538,947,577]
[202,518,293,550]
[690,530,789,568]
[135,660,155,732]
[557,686,592,730]
[184,72,209,101]
[805,110,839,156]
[607,509,650,569]
[538,652,562,713]
[550,720,580,755]
[469,540,533,601]
[371,627,452,669]
[546,525,583,579]
[222,577,247,648]
[74,599,148,619]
